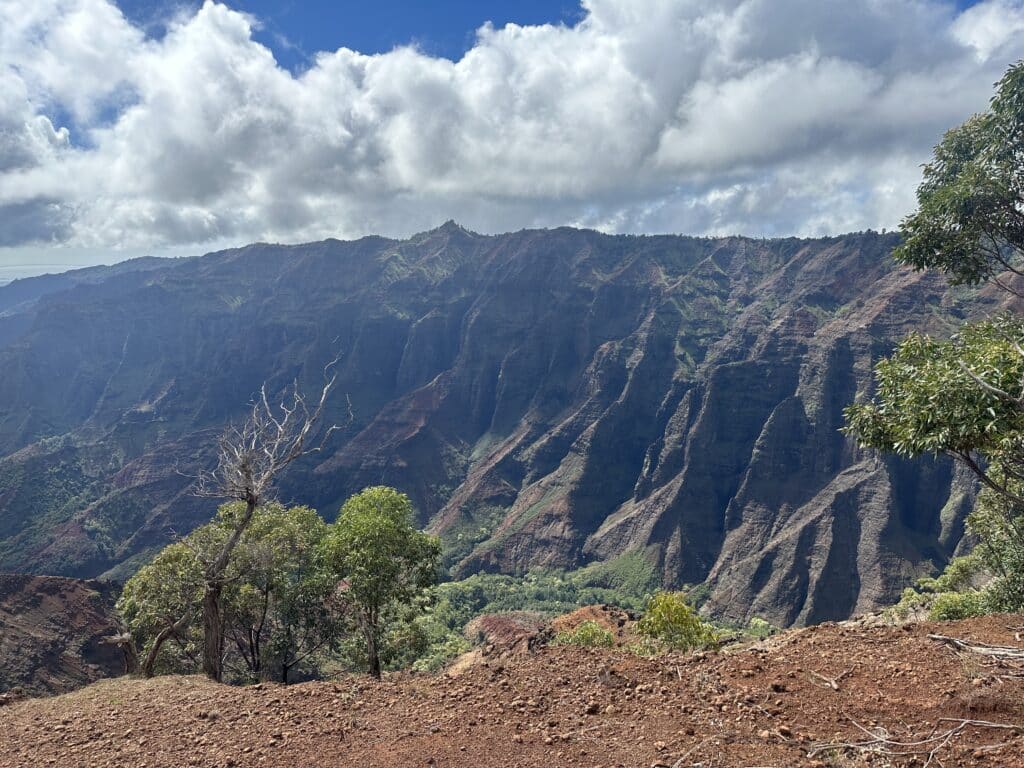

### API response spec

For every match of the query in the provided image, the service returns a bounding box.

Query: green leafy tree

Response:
[844,316,1024,504]
[117,542,204,677]
[320,487,441,679]
[895,61,1024,293]
[119,503,344,682]
[636,591,717,651]
[220,503,342,683]
[846,61,1024,615]
[193,372,341,682]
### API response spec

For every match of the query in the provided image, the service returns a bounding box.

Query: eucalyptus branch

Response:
[947,450,1024,507]
[957,360,1018,403]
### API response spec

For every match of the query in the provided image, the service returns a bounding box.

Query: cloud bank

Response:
[0,0,1022,266]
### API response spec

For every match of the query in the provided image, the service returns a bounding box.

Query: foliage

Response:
[843,320,1024,619]
[552,620,615,648]
[636,591,718,651]
[572,551,660,599]
[895,61,1024,289]
[391,564,659,672]
[121,502,700,678]
[218,503,340,683]
[117,541,204,675]
[844,318,1024,618]
[744,617,778,639]
[319,486,441,678]
[843,316,1024,485]
[118,502,342,682]
[929,590,988,621]
[889,488,1024,620]
[846,62,1024,623]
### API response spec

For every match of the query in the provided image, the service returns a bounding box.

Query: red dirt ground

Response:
[1,615,1022,767]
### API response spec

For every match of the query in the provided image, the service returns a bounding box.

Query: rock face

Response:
[0,224,984,625]
[0,574,126,695]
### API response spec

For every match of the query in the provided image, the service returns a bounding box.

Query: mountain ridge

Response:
[0,225,990,626]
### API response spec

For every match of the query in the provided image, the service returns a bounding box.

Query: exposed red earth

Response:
[2,614,1022,767]
[0,574,125,698]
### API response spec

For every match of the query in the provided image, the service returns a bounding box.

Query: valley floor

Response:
[2,616,1023,767]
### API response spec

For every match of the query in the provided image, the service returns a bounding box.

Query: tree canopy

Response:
[844,316,1024,503]
[895,61,1024,293]
[118,502,342,682]
[845,60,1024,617]
[319,486,441,678]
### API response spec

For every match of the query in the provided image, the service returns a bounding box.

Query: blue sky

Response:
[115,1,586,67]
[0,0,1022,279]
[113,0,988,67]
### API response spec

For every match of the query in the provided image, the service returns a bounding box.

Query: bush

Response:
[636,591,717,651]
[745,617,777,639]
[929,590,986,621]
[552,620,615,648]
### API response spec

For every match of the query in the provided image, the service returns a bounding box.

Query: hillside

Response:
[0,225,994,625]
[0,574,125,696]
[1,615,1021,767]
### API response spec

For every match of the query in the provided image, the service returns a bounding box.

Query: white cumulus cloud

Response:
[0,0,1022,271]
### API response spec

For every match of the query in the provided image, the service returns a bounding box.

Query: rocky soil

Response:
[0,573,126,697]
[2,615,1022,767]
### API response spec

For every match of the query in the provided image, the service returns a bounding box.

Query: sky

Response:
[1,0,1023,279]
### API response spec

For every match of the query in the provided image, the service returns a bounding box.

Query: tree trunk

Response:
[201,495,256,682]
[201,584,224,682]
[367,627,381,680]
[100,632,140,676]
[143,611,191,678]
[121,638,140,676]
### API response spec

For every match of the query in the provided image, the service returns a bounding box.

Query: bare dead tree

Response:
[193,364,348,682]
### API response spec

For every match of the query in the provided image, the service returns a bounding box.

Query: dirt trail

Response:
[2,615,1023,767]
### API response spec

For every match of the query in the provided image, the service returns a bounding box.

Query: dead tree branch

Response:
[927,634,1024,660]
[808,717,1022,766]
[192,356,349,682]
[808,669,852,691]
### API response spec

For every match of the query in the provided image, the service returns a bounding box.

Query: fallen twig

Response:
[807,669,851,691]
[671,736,718,766]
[928,634,1024,659]
[808,717,1022,766]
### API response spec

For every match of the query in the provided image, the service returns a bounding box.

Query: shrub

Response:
[636,591,717,651]
[745,617,777,639]
[929,590,986,621]
[552,620,615,648]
